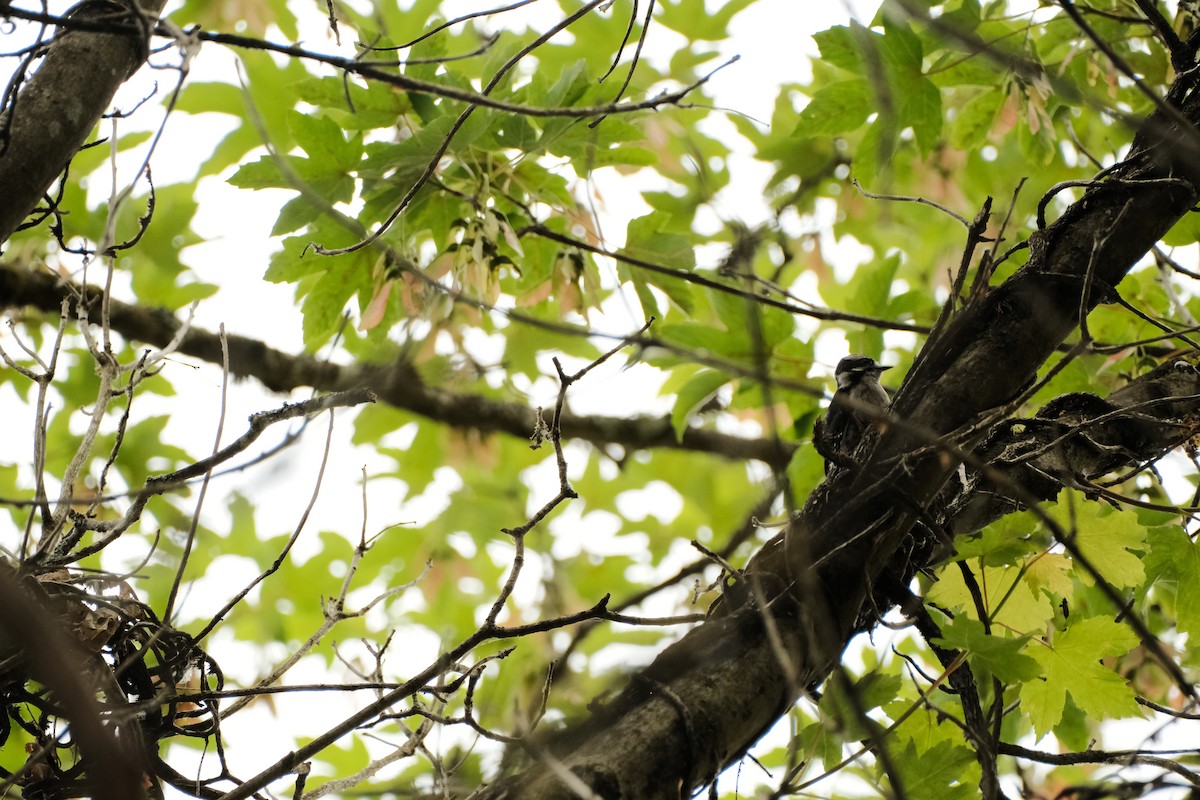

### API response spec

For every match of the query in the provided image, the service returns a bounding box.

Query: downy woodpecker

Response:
[814,354,892,473]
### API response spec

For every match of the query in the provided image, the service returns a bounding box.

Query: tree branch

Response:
[0,0,167,245]
[0,263,792,465]
[472,57,1200,800]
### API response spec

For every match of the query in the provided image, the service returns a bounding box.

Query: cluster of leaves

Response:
[767,497,1197,799]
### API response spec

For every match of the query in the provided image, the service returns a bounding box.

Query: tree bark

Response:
[0,263,788,464]
[476,360,1200,800]
[471,74,1200,799]
[0,0,166,246]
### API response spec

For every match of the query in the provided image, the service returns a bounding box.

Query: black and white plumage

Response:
[814,354,892,473]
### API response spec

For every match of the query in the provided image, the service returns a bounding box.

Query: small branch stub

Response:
[529,407,550,450]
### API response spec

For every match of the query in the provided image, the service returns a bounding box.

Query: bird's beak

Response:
[877,365,893,372]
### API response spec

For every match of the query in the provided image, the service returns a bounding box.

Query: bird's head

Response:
[834,354,891,390]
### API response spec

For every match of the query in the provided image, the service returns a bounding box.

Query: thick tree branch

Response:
[945,363,1200,536]
[480,355,1200,799]
[472,63,1200,800]
[0,263,790,465]
[0,0,166,246]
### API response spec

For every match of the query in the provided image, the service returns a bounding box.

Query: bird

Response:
[814,354,892,474]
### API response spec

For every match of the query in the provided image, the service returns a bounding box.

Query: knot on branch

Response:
[943,359,1200,538]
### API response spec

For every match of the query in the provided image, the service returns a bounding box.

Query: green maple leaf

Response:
[1023,553,1073,601]
[1049,494,1146,589]
[1145,526,1200,637]
[1019,617,1141,737]
[926,564,1052,632]
[933,615,1039,684]
[886,740,977,800]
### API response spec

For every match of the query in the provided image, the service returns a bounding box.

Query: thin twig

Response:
[164,324,230,623]
[853,179,973,227]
